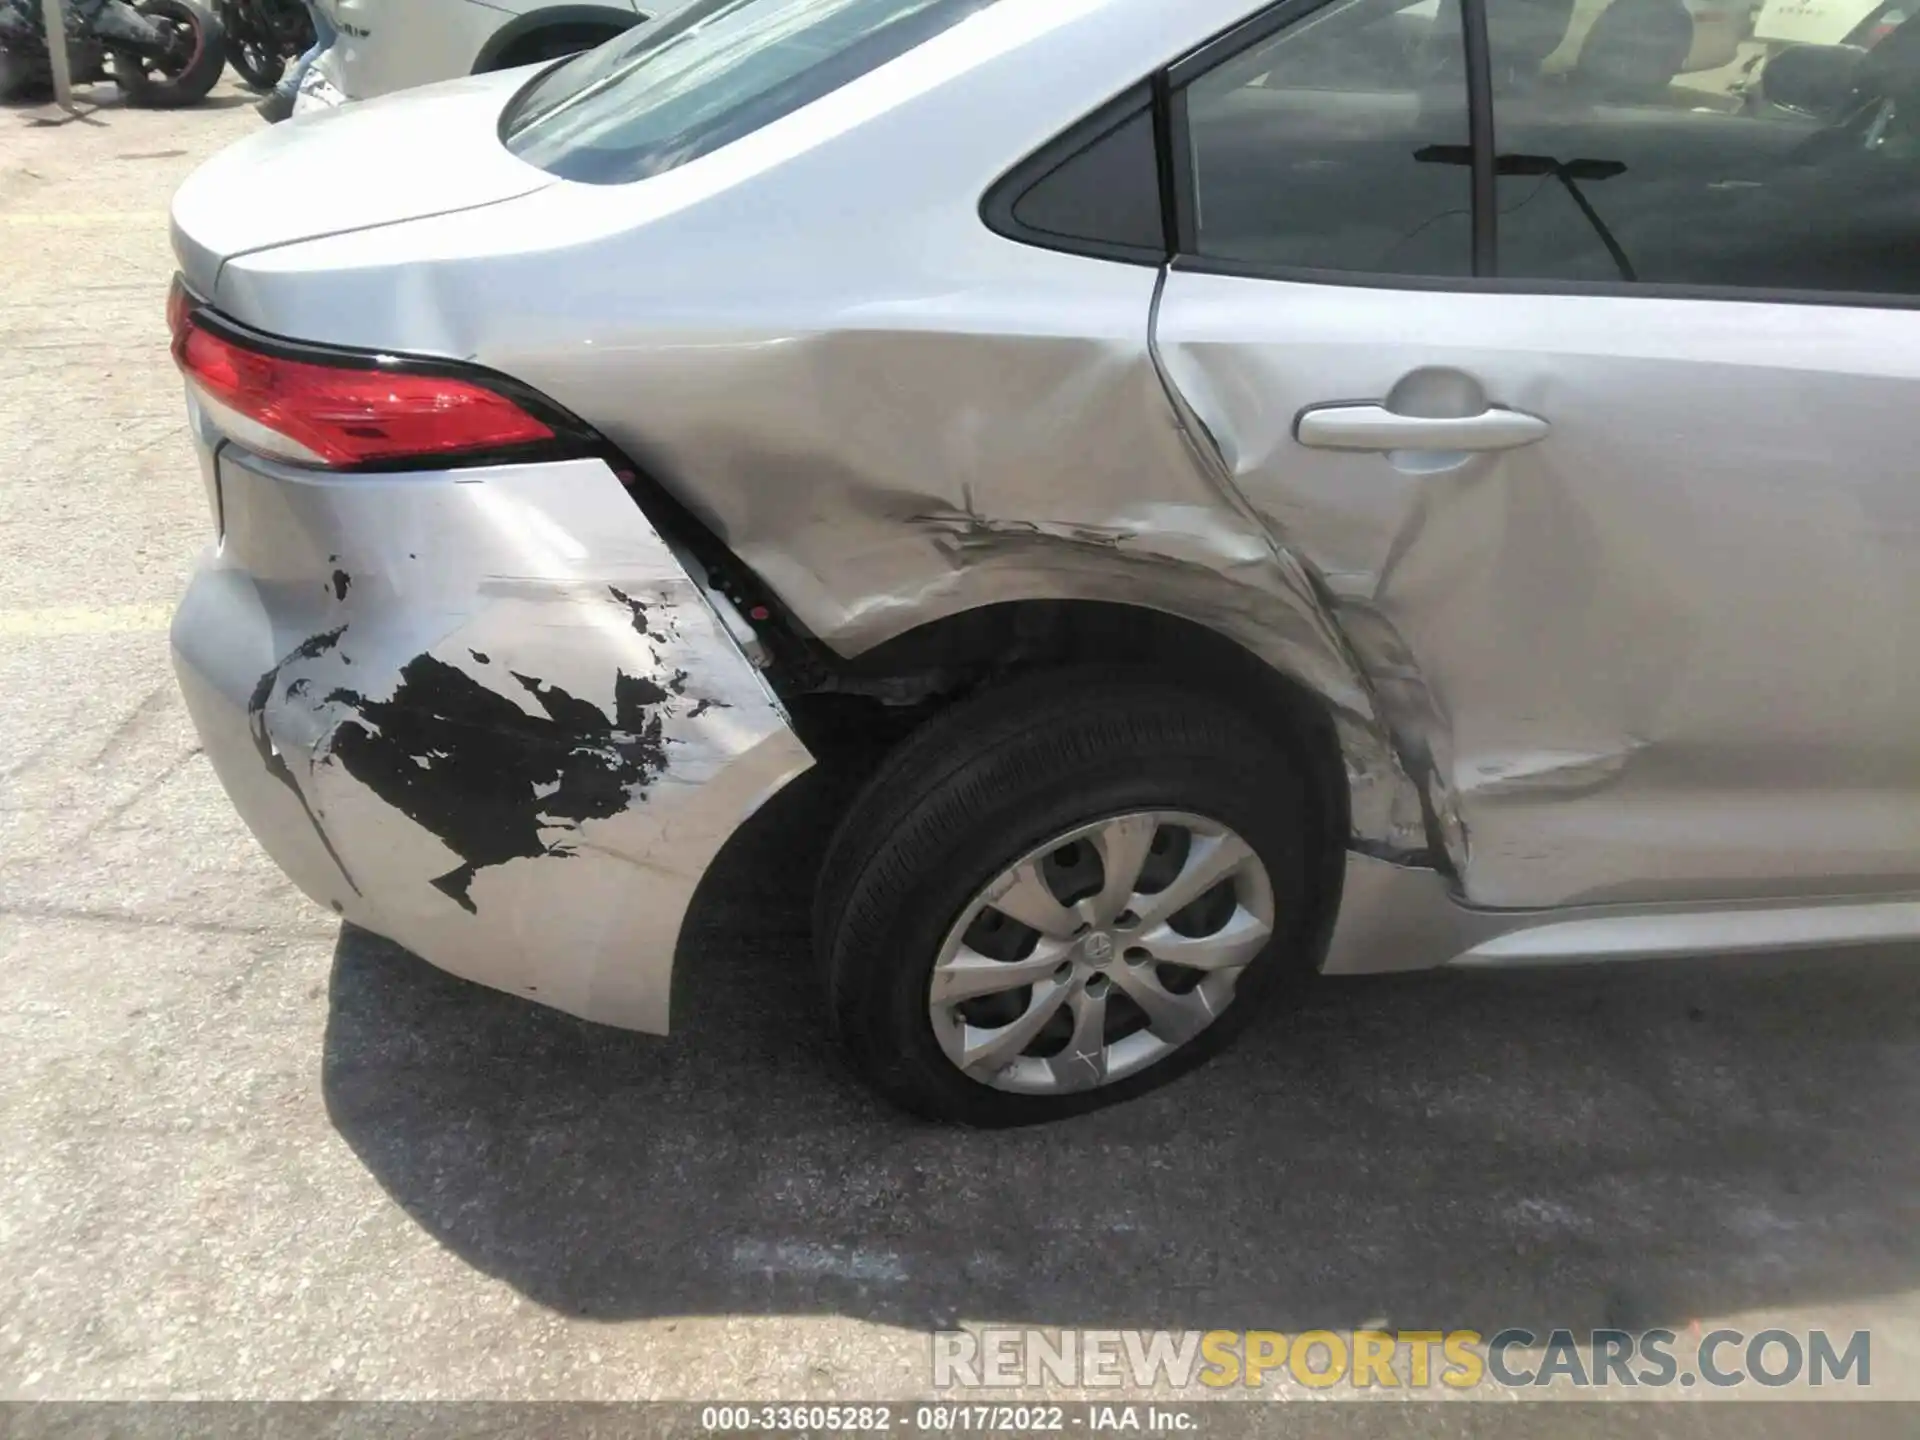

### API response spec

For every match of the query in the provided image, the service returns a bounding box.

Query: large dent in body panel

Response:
[1151,319,1692,899]
[1146,334,1484,878]
[217,455,812,1034]
[553,313,1431,859]
[1150,274,1920,909]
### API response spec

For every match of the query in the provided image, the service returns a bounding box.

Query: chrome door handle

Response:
[1295,404,1550,453]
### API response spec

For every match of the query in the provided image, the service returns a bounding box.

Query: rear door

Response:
[1152,0,1920,909]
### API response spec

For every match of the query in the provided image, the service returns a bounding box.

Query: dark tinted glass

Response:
[1488,0,1920,294]
[504,0,1005,186]
[1181,0,1474,276]
[1005,106,1167,259]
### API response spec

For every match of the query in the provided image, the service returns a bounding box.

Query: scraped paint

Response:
[323,653,677,912]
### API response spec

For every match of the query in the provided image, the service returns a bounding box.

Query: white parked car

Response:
[295,0,667,112]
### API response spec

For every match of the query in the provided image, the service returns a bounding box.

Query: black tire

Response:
[225,36,282,92]
[814,667,1327,1127]
[228,0,311,89]
[0,46,53,103]
[113,0,225,107]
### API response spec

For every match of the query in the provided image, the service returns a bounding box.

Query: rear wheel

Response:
[815,668,1326,1126]
[113,0,225,107]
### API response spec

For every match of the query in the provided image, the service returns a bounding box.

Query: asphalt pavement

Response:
[3,79,1919,1423]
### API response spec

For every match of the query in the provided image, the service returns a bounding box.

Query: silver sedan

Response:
[166,0,1920,1124]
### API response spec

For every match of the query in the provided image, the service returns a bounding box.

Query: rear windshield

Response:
[502,0,1007,185]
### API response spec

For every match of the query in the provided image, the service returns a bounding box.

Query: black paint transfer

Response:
[249,626,361,896]
[332,570,351,602]
[610,584,668,644]
[325,656,673,913]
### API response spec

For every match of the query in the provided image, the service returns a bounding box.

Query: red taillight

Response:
[167,290,555,469]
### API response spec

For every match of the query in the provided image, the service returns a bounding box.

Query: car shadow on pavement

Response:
[322,761,1920,1335]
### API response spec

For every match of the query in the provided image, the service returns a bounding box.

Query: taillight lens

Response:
[167,284,555,468]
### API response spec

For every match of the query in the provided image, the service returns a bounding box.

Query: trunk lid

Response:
[170,68,555,300]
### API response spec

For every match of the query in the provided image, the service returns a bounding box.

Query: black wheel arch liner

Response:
[472,4,643,73]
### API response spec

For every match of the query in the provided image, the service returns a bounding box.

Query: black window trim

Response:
[1460,0,1497,277]
[1165,0,1328,89]
[979,0,1920,312]
[1162,0,1330,258]
[1165,0,1489,282]
[1165,0,1920,309]
[979,81,1171,266]
[1161,253,1920,310]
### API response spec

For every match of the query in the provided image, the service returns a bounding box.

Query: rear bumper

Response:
[170,437,813,1033]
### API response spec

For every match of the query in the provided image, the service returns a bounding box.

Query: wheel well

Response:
[479,12,633,72]
[787,599,1352,889]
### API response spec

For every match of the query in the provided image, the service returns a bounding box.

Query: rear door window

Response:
[1178,0,1477,277]
[1488,0,1920,294]
[504,0,1005,185]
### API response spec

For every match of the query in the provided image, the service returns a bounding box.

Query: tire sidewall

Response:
[833,714,1316,1126]
[227,40,282,91]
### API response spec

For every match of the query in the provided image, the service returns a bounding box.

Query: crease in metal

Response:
[1145,266,1443,866]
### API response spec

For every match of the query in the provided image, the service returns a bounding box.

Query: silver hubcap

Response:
[928,811,1275,1095]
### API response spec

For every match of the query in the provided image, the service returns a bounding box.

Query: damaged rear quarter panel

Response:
[516,281,1434,862]
[221,452,812,1033]
[197,0,1436,865]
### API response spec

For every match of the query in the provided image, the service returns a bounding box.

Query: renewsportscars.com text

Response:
[933,1327,1872,1391]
